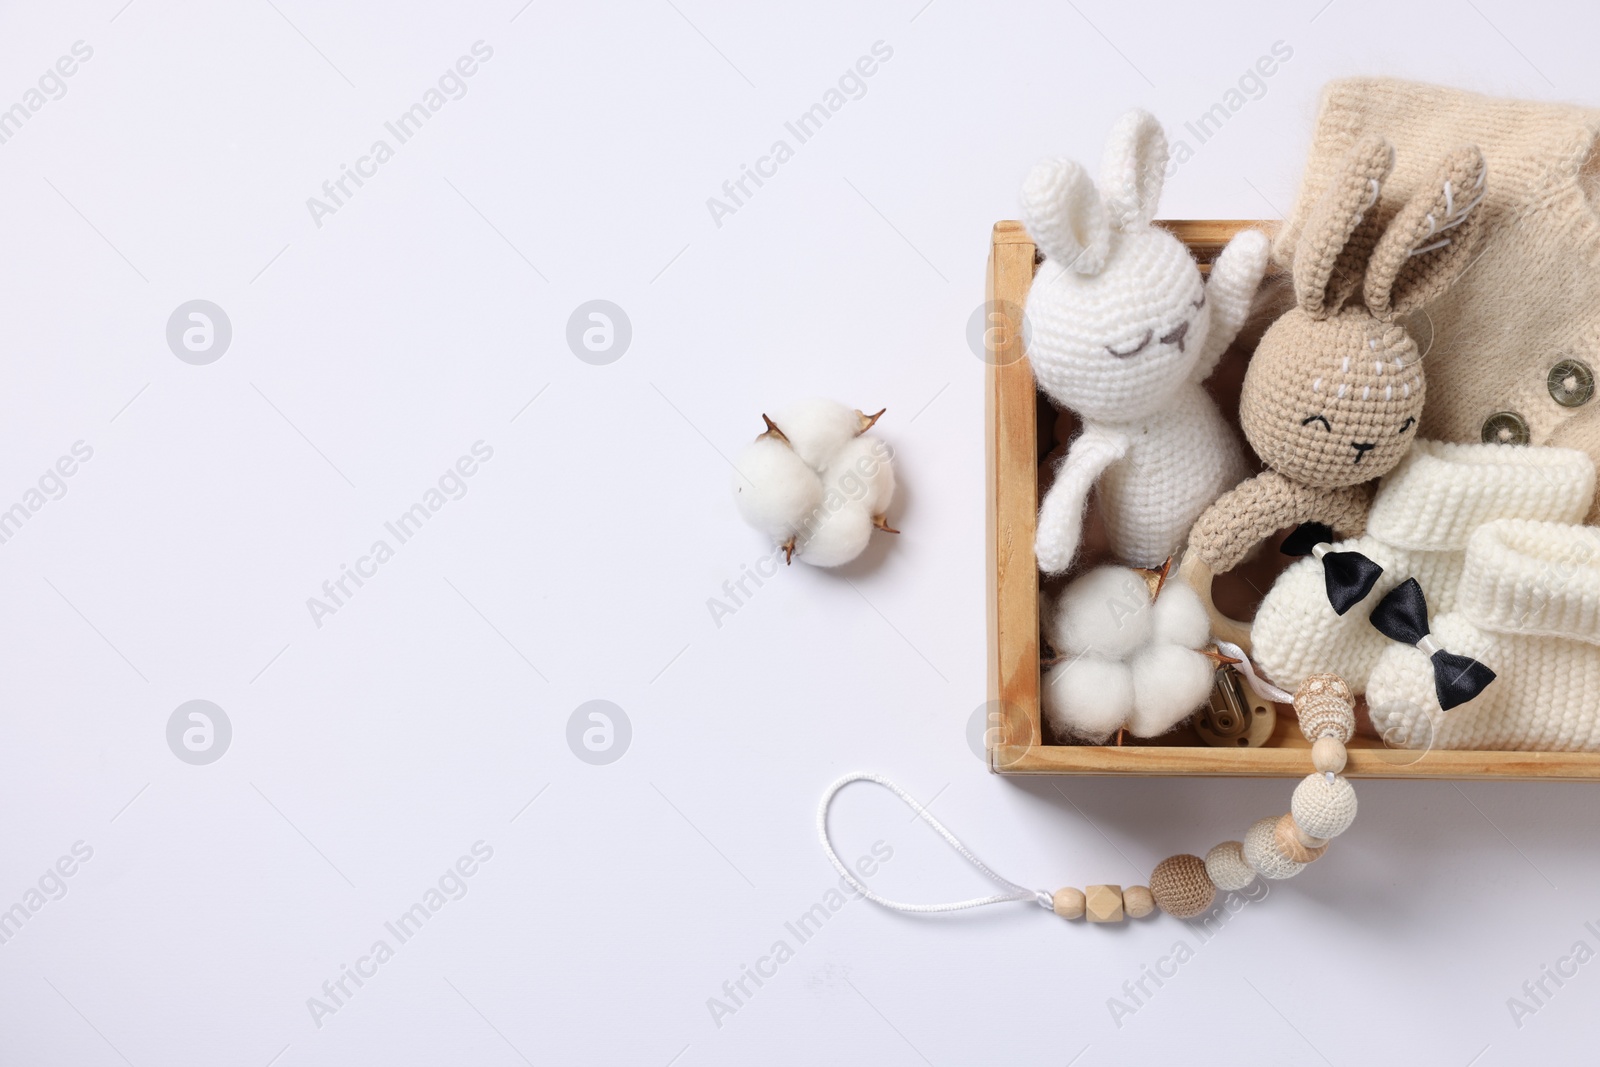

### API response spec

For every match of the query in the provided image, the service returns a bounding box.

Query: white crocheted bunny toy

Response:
[1021,109,1269,574]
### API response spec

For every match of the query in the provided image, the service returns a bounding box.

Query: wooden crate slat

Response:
[986,221,1043,767]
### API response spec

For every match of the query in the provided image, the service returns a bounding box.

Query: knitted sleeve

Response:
[1189,472,1372,573]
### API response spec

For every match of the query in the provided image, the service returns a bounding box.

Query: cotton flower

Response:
[730,435,823,542]
[769,397,871,470]
[730,399,897,567]
[824,436,896,528]
[795,502,873,567]
[1041,567,1216,742]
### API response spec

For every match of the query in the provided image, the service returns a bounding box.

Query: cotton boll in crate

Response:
[1127,644,1214,737]
[730,399,897,567]
[1043,655,1134,741]
[1045,565,1152,659]
[1041,566,1216,743]
[1149,580,1210,648]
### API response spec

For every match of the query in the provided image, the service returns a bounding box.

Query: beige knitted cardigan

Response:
[1276,78,1600,523]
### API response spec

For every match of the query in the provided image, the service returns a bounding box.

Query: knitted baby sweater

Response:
[1277,78,1600,523]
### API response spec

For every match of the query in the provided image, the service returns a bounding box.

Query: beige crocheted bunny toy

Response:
[1184,134,1487,641]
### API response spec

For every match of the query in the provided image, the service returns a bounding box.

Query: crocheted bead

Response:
[1274,813,1327,863]
[1085,884,1124,923]
[1311,736,1347,774]
[1204,841,1257,892]
[1149,854,1216,918]
[1294,673,1356,743]
[1123,885,1155,919]
[1052,887,1085,919]
[1292,773,1358,838]
[1244,817,1306,880]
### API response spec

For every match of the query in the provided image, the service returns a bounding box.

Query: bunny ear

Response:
[1020,158,1112,275]
[1292,134,1394,319]
[1099,109,1167,230]
[1363,146,1486,319]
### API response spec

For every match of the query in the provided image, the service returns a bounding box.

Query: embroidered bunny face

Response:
[1026,228,1213,423]
[1241,135,1485,490]
[1242,309,1426,487]
[1021,112,1217,424]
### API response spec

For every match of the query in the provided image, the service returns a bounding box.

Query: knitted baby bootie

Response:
[1366,577,1496,711]
[1367,519,1600,751]
[1251,442,1595,693]
[1278,521,1385,615]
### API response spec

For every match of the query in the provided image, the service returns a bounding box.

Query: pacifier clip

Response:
[818,675,1363,922]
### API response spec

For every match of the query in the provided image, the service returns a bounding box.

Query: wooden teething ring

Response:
[1177,545,1254,654]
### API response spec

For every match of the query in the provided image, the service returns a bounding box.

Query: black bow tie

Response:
[1368,577,1497,711]
[1280,522,1384,616]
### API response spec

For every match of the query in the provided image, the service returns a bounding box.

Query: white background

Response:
[0,1,1595,1064]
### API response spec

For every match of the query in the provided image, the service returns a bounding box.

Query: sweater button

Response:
[1480,411,1530,445]
[1548,359,1594,407]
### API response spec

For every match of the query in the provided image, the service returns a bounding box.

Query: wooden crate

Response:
[984,218,1600,780]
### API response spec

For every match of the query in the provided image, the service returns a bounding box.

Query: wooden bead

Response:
[1149,854,1216,918]
[1123,885,1155,919]
[1311,736,1347,774]
[1274,813,1327,863]
[1289,819,1328,850]
[1052,887,1085,919]
[1084,884,1124,923]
